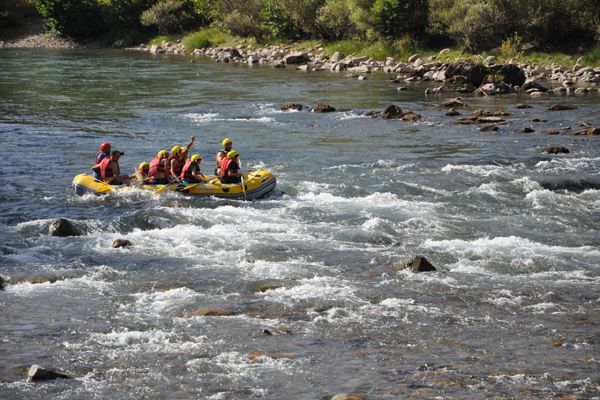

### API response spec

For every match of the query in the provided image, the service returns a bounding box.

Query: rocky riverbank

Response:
[127,41,600,97]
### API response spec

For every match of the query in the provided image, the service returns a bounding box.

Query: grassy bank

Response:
[150,28,600,68]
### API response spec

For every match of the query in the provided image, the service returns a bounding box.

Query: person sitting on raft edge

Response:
[91,141,111,180]
[215,137,232,175]
[99,150,133,185]
[169,136,195,182]
[180,154,205,184]
[136,161,151,184]
[148,149,172,184]
[219,150,242,184]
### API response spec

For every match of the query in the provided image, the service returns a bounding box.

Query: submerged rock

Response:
[402,111,422,122]
[544,129,560,135]
[539,176,600,193]
[28,364,71,381]
[480,124,499,132]
[247,280,284,293]
[548,104,577,111]
[521,127,535,133]
[516,103,533,109]
[440,98,467,108]
[49,218,81,237]
[183,307,231,317]
[545,145,570,154]
[446,108,461,116]
[112,239,132,249]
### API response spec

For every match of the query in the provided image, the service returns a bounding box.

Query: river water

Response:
[0,49,599,399]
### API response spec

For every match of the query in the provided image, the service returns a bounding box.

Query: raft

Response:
[72,170,277,200]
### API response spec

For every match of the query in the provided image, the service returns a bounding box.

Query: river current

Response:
[0,49,599,399]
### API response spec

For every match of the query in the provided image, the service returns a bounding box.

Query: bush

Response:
[315,0,356,40]
[0,0,37,29]
[216,0,265,38]
[261,0,302,39]
[34,0,104,38]
[140,0,200,34]
[351,0,428,40]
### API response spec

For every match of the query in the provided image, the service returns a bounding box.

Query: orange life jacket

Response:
[180,159,197,181]
[149,156,165,177]
[99,157,116,180]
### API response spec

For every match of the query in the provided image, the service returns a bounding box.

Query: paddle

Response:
[241,175,247,201]
[155,183,172,194]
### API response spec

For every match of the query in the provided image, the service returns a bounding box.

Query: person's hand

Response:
[190,136,195,142]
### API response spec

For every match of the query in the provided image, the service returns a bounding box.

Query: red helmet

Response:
[100,142,111,153]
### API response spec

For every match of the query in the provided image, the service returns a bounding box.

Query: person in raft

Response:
[99,150,133,185]
[180,154,205,184]
[91,141,111,180]
[148,150,172,184]
[215,138,233,175]
[169,136,195,180]
[135,161,152,183]
[219,150,242,184]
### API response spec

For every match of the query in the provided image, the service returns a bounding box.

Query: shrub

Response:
[182,28,229,49]
[351,0,428,40]
[140,0,199,34]
[500,32,524,61]
[261,0,302,39]
[315,0,355,40]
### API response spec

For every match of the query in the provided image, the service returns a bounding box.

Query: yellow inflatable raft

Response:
[72,170,277,200]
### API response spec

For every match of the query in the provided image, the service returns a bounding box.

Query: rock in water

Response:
[381,104,403,119]
[313,102,336,113]
[445,62,489,87]
[0,275,4,290]
[285,52,309,64]
[112,239,132,248]
[480,124,499,132]
[28,364,71,381]
[490,64,526,86]
[281,103,303,111]
[548,104,577,111]
[521,127,535,133]
[545,145,570,154]
[402,111,422,122]
[331,394,365,400]
[400,256,437,272]
[182,307,231,317]
[441,98,467,108]
[49,218,80,237]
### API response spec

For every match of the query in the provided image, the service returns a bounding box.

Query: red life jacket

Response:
[180,160,196,181]
[99,157,115,180]
[219,158,237,178]
[149,156,165,177]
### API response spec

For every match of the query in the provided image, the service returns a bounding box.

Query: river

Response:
[0,48,599,399]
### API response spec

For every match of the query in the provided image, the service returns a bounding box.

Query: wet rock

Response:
[440,98,467,108]
[445,61,489,87]
[516,103,533,109]
[247,280,284,293]
[545,145,570,154]
[28,364,71,381]
[112,239,132,249]
[478,116,505,124]
[382,105,403,119]
[470,109,510,117]
[521,79,550,92]
[0,275,4,290]
[453,116,479,125]
[281,103,304,111]
[183,307,231,317]
[330,393,365,400]
[539,177,600,193]
[446,108,461,116]
[262,327,293,336]
[544,129,560,135]
[440,76,476,93]
[474,81,511,96]
[480,124,499,132]
[571,127,600,136]
[402,111,422,122]
[395,256,437,272]
[532,118,548,122]
[521,127,535,133]
[248,351,296,360]
[296,64,308,71]
[364,111,381,118]
[285,52,309,64]
[490,63,526,86]
[49,218,81,237]
[408,54,420,63]
[548,104,576,111]
[313,102,336,113]
[396,86,407,91]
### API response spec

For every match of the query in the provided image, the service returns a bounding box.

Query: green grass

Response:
[149,34,181,45]
[182,28,234,49]
[582,46,600,65]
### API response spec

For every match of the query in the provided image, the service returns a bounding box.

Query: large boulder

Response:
[49,218,81,237]
[382,105,403,119]
[490,64,526,86]
[440,76,476,93]
[445,62,489,87]
[285,52,309,64]
[28,364,71,381]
